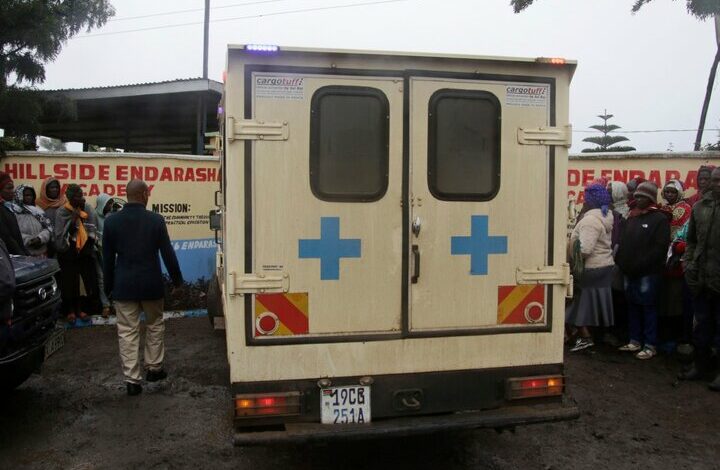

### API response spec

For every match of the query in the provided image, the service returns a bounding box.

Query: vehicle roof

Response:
[228,44,577,73]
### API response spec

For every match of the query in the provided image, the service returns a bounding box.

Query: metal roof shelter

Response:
[39,78,222,154]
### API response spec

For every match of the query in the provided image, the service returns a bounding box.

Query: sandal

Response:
[101,307,111,319]
[635,346,656,360]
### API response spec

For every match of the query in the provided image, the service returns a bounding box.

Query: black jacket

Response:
[102,203,183,301]
[684,192,720,294]
[0,206,28,256]
[616,209,671,278]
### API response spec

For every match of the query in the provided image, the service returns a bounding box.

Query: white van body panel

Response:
[222,48,573,384]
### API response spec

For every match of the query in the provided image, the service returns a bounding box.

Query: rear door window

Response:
[428,89,501,201]
[310,86,389,202]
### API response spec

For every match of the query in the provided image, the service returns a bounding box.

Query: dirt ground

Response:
[1,317,718,469]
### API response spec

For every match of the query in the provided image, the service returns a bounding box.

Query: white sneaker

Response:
[570,337,594,352]
[635,347,657,360]
[618,342,641,352]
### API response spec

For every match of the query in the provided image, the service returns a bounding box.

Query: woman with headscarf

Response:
[566,182,616,352]
[36,177,67,225]
[685,165,716,207]
[606,181,631,346]
[8,184,53,257]
[608,181,630,220]
[658,180,693,347]
[661,179,692,239]
[55,184,98,323]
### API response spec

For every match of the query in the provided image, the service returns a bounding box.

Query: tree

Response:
[581,111,636,153]
[511,0,719,18]
[0,1,115,153]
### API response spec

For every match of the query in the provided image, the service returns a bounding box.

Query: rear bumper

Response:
[233,401,579,446]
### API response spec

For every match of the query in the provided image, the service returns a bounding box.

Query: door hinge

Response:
[517,125,572,147]
[516,264,573,298]
[227,117,289,142]
[228,271,289,295]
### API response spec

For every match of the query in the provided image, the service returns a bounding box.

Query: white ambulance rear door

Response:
[408,75,555,334]
[247,69,404,342]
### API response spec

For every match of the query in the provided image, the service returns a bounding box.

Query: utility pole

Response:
[694,15,720,151]
[203,0,210,79]
[195,0,210,155]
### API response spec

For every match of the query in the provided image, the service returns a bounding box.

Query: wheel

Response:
[206,275,223,327]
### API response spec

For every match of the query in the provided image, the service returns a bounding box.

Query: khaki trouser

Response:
[115,299,164,384]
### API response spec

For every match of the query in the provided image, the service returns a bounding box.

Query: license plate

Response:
[44,328,65,360]
[320,386,371,424]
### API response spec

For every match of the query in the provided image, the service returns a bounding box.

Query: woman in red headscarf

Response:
[658,180,692,347]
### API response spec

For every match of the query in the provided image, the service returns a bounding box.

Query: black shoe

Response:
[146,369,167,382]
[127,382,142,396]
[678,363,703,381]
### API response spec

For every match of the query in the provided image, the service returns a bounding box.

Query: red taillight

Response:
[506,375,565,400]
[535,57,567,65]
[234,392,301,418]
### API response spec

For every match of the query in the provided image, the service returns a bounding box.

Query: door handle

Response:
[411,245,420,284]
[412,216,421,237]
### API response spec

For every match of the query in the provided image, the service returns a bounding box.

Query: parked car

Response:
[0,251,63,392]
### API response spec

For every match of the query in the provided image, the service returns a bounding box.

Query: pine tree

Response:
[581,111,636,153]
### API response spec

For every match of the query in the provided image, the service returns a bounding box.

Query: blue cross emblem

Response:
[451,215,508,275]
[299,217,361,280]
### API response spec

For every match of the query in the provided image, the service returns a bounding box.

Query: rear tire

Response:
[206,275,223,327]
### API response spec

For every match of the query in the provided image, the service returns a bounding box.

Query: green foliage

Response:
[589,124,622,133]
[582,146,637,153]
[582,111,636,153]
[632,0,719,18]
[582,135,631,147]
[0,1,115,87]
[510,0,720,19]
[0,135,36,153]
[0,1,114,142]
[510,0,535,13]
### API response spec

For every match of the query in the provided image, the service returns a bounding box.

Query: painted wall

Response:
[4,151,719,282]
[1,152,220,282]
[567,151,720,204]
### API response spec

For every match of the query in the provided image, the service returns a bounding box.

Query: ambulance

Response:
[213,45,580,444]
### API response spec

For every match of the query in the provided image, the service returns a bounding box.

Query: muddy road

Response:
[1,317,718,469]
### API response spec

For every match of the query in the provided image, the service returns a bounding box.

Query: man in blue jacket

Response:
[103,179,183,396]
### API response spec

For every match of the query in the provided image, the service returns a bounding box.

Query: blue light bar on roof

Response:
[245,44,279,54]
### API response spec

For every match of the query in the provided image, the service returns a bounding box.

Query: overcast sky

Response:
[38,0,720,153]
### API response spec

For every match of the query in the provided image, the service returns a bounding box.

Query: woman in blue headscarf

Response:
[566,182,616,352]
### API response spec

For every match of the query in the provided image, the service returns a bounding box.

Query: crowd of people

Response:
[566,164,720,392]
[1,173,184,395]
[0,171,122,322]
